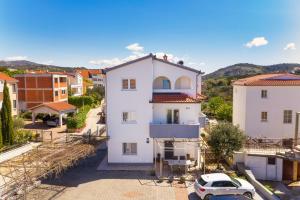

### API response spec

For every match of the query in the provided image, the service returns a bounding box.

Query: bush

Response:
[13,117,25,130]
[20,111,32,120]
[66,106,91,129]
[14,129,35,144]
[68,96,94,108]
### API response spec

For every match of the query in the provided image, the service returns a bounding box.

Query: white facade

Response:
[233,152,283,181]
[69,73,83,96]
[233,85,300,139]
[0,81,18,116]
[105,55,203,164]
[91,73,105,87]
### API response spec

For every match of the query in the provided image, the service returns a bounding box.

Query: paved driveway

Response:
[27,149,187,200]
[27,148,264,200]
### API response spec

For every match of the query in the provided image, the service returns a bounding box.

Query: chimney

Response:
[177,60,184,65]
[163,54,168,61]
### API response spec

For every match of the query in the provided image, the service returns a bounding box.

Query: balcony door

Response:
[166,109,179,124]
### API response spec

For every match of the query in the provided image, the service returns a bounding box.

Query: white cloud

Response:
[284,42,296,50]
[89,43,203,69]
[41,60,54,65]
[4,56,28,61]
[245,37,268,48]
[126,43,144,52]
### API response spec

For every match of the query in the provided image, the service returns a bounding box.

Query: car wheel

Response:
[204,194,213,200]
[243,192,252,199]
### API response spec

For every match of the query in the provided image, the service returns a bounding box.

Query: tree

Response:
[216,103,232,121]
[207,122,245,167]
[207,96,224,115]
[1,81,14,145]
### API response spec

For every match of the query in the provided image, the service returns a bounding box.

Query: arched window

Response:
[175,76,192,89]
[153,76,171,89]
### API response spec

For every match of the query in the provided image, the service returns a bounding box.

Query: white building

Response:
[233,73,300,181]
[90,70,105,87]
[0,72,18,116]
[233,73,300,139]
[104,54,204,167]
[67,72,83,96]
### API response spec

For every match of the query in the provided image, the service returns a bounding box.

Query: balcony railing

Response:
[149,123,200,138]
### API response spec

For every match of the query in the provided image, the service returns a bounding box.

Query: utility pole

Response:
[294,112,300,147]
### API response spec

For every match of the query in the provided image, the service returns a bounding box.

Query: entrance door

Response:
[164,141,174,159]
[283,159,293,181]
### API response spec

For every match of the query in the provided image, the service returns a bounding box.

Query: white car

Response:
[194,173,255,200]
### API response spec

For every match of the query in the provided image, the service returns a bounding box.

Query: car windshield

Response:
[230,177,242,187]
[197,177,208,186]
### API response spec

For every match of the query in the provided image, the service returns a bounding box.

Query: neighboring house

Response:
[89,69,105,87]
[0,72,18,116]
[66,72,83,96]
[233,73,300,139]
[232,73,300,181]
[76,69,105,88]
[15,72,68,110]
[104,54,204,167]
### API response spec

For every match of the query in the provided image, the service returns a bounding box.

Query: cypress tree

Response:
[1,81,14,145]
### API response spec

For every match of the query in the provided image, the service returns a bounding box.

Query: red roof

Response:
[30,102,76,112]
[0,72,18,83]
[76,69,103,79]
[233,73,300,86]
[151,93,202,103]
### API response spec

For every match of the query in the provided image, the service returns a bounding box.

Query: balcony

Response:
[150,123,200,138]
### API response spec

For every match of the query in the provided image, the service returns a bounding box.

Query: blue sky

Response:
[0,0,299,73]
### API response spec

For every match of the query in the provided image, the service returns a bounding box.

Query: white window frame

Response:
[12,84,16,93]
[55,90,59,96]
[13,100,17,109]
[122,111,136,124]
[62,89,66,95]
[122,143,137,155]
[122,78,136,90]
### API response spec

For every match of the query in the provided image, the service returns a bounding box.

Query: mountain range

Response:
[1,60,300,79]
[204,63,300,79]
[0,60,77,72]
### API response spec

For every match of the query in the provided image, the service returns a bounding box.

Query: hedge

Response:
[66,106,91,129]
[68,96,94,108]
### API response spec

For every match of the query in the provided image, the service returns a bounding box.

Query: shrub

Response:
[68,96,94,108]
[20,111,32,120]
[14,129,34,144]
[13,117,25,130]
[66,106,91,129]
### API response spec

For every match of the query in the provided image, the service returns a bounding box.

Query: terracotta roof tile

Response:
[151,93,202,103]
[0,72,18,83]
[233,73,300,86]
[30,102,76,112]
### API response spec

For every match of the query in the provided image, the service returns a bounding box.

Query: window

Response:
[261,90,267,98]
[13,100,16,109]
[123,143,137,155]
[122,111,136,123]
[261,112,268,122]
[130,79,136,89]
[62,89,66,95]
[54,78,58,83]
[267,157,276,165]
[284,110,292,124]
[122,79,136,90]
[162,79,171,89]
[12,84,16,93]
[166,109,180,124]
[55,91,59,96]
[59,77,67,83]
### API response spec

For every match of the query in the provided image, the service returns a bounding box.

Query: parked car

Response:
[210,194,251,200]
[194,173,255,200]
[46,116,66,127]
